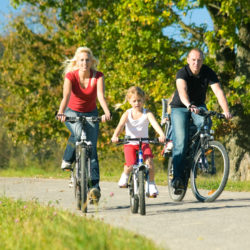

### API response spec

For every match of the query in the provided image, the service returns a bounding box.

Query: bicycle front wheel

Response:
[138,169,146,215]
[129,173,139,214]
[80,147,88,212]
[190,140,229,202]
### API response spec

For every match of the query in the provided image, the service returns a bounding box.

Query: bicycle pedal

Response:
[148,194,157,198]
[174,188,183,195]
[64,169,71,172]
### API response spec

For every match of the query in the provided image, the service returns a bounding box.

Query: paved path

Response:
[1,177,250,250]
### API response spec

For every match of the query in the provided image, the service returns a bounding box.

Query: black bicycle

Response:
[117,137,161,215]
[59,115,101,213]
[161,99,230,202]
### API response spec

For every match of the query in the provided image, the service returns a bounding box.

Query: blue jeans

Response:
[63,108,100,188]
[171,105,209,179]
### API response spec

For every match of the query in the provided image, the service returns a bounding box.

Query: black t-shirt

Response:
[170,64,219,108]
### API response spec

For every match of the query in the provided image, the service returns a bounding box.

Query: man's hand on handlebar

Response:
[188,104,199,114]
[223,111,233,120]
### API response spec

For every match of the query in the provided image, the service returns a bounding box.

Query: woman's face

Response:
[77,52,92,72]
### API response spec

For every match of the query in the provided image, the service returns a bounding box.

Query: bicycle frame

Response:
[63,115,101,212]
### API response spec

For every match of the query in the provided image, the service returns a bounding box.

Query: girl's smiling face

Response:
[129,94,144,110]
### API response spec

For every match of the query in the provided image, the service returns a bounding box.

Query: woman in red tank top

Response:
[57,47,111,201]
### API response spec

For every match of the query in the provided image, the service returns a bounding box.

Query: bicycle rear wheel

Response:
[167,157,187,202]
[80,147,88,212]
[190,140,229,202]
[138,169,146,215]
[129,173,139,214]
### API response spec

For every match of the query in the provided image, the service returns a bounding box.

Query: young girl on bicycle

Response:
[111,86,166,197]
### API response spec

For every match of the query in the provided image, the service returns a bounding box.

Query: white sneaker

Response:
[161,141,174,155]
[61,160,72,170]
[118,173,129,188]
[166,141,173,151]
[148,182,159,198]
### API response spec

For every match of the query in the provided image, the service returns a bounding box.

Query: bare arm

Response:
[147,111,166,143]
[176,78,199,113]
[211,83,232,119]
[97,75,111,122]
[111,111,128,142]
[57,78,72,122]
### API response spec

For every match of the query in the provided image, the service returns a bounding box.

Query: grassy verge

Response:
[0,151,249,192]
[0,196,163,250]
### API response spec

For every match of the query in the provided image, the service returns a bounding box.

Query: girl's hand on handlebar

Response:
[111,136,119,143]
[158,135,166,143]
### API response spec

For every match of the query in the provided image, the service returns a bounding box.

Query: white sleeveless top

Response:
[125,108,149,145]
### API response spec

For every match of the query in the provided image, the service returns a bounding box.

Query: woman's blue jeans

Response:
[63,108,100,188]
[171,105,209,179]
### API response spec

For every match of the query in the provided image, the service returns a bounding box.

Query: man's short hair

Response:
[188,48,204,59]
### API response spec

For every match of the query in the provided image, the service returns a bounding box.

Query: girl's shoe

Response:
[148,182,159,198]
[118,173,129,188]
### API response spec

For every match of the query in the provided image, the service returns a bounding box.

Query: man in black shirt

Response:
[170,48,232,191]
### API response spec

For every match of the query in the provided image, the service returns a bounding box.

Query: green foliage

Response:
[0,197,162,250]
[1,0,249,156]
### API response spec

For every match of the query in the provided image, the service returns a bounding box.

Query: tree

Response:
[2,0,249,177]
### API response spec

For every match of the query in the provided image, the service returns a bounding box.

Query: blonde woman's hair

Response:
[63,47,99,75]
[126,86,146,102]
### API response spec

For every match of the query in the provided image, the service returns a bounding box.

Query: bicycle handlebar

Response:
[56,114,101,123]
[117,137,163,145]
[198,109,225,119]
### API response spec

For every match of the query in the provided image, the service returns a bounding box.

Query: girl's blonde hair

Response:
[63,47,99,75]
[114,86,146,110]
[126,86,146,102]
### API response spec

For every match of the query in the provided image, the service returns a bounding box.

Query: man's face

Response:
[187,50,203,75]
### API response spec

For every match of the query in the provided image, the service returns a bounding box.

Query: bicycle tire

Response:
[138,169,146,215]
[73,167,81,210]
[130,173,139,214]
[80,147,88,213]
[190,140,230,202]
[167,157,187,202]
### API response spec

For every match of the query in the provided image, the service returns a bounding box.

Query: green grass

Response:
[0,196,163,250]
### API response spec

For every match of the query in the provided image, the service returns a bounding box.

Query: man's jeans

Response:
[171,105,208,179]
[63,108,100,188]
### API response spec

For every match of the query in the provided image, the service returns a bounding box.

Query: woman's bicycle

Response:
[161,99,230,202]
[117,137,161,215]
[58,115,101,213]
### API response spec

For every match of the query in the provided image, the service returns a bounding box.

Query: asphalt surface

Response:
[1,177,250,250]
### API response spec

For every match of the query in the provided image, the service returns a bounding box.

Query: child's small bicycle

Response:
[117,137,161,215]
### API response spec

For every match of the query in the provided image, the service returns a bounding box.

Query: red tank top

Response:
[66,69,103,112]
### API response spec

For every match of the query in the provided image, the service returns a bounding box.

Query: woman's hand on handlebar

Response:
[57,113,66,122]
[101,111,112,122]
